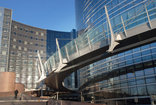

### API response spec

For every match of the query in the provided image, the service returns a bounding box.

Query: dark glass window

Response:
[135,70,144,77]
[133,52,141,58]
[133,58,142,64]
[136,79,145,85]
[125,54,132,60]
[151,48,156,53]
[133,47,140,52]
[18,40,22,43]
[130,87,138,95]
[142,55,152,61]
[126,60,133,65]
[120,81,128,87]
[146,77,156,83]
[147,85,156,95]
[127,73,135,79]
[141,50,151,55]
[128,79,136,86]
[137,86,147,95]
[144,68,154,75]
[30,31,33,33]
[151,42,156,47]
[141,45,150,50]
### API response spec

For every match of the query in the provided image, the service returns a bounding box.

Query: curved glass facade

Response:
[79,42,156,103]
[74,0,156,104]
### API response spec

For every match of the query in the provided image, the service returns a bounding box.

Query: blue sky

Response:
[0,0,75,32]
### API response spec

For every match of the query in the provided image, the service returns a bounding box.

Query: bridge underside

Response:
[45,26,156,92]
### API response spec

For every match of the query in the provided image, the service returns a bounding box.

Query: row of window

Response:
[12,38,45,47]
[82,67,156,98]
[10,47,44,53]
[80,43,156,80]
[12,32,45,41]
[13,25,45,36]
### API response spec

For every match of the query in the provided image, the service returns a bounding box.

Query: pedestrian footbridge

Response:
[36,2,156,92]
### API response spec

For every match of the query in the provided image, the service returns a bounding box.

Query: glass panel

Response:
[135,70,144,77]
[137,86,147,95]
[136,79,145,85]
[147,85,156,95]
[144,68,154,75]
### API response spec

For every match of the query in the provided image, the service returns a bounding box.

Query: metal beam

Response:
[56,38,63,64]
[87,34,92,49]
[37,51,45,75]
[74,40,80,55]
[36,59,41,76]
[121,16,128,37]
[65,46,70,61]
[145,5,152,29]
[104,5,119,52]
[36,51,46,83]
[52,56,56,69]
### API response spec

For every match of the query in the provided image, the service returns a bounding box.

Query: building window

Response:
[0,67,5,72]
[41,32,44,36]
[3,28,8,32]
[24,41,27,45]
[13,45,16,49]
[18,46,22,50]
[25,29,28,32]
[36,32,39,35]
[11,51,15,55]
[18,40,22,43]
[24,48,27,51]
[2,51,7,55]
[40,50,43,54]
[13,38,16,42]
[14,25,17,29]
[30,31,33,33]
[20,28,23,30]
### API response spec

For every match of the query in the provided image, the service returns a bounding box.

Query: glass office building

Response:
[75,0,156,104]
[0,7,12,72]
[46,29,77,58]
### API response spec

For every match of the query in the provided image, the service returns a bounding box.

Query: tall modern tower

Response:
[0,7,12,72]
[75,0,156,104]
